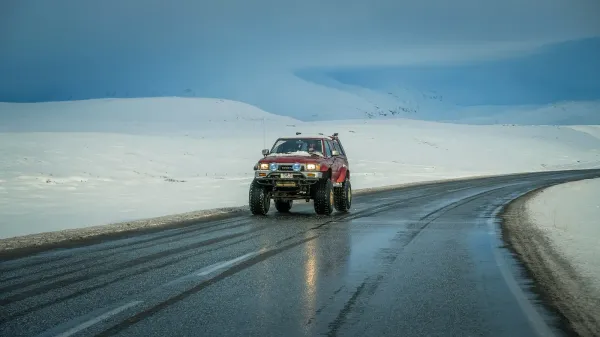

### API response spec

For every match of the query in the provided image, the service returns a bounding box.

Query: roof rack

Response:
[293,132,339,138]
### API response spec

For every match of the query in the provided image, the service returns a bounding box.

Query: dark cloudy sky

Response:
[1,0,599,119]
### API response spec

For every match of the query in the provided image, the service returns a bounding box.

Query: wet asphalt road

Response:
[1,169,600,337]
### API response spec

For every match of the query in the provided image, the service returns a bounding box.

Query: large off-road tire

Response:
[249,180,270,215]
[334,178,352,212]
[275,199,292,213]
[314,179,334,215]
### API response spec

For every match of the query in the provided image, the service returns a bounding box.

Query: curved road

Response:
[1,169,600,337]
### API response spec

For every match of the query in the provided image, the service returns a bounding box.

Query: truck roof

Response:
[278,136,327,139]
[277,133,340,140]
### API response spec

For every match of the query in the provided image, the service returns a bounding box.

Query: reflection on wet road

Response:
[1,169,600,337]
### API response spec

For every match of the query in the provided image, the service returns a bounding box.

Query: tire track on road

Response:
[0,217,249,273]
[0,224,270,307]
[93,235,321,337]
[324,185,515,337]
[0,233,263,324]
[0,218,256,289]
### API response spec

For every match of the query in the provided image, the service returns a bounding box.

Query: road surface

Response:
[1,169,600,337]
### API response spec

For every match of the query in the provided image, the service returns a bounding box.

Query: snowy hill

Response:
[0,97,296,135]
[286,38,600,124]
[286,71,600,124]
[446,101,600,125]
[1,97,600,239]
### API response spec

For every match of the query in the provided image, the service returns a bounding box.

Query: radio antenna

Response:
[262,117,266,149]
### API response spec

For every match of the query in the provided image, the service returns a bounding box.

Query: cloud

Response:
[1,0,599,121]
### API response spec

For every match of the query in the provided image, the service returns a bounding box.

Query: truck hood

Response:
[260,153,324,164]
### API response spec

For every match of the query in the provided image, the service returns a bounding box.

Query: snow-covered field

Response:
[526,178,600,295]
[1,97,600,240]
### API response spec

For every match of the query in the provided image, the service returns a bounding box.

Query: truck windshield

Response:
[270,138,324,156]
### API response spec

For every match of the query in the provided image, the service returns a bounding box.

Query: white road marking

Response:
[53,301,142,337]
[197,252,257,276]
[487,204,557,337]
[161,251,260,288]
[446,186,473,192]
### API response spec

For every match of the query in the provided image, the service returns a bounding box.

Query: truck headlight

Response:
[269,163,278,171]
[306,163,320,171]
[259,163,269,170]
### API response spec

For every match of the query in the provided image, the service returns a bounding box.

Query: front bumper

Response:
[254,170,322,187]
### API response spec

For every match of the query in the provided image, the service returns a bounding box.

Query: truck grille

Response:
[278,165,294,171]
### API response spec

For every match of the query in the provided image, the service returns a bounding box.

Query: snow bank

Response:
[504,178,600,336]
[1,97,600,240]
[526,179,600,295]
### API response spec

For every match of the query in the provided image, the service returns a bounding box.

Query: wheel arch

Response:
[336,167,349,183]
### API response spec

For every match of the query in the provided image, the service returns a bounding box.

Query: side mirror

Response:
[332,150,339,156]
[262,149,270,157]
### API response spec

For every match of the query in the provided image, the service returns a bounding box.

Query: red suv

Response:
[250,133,352,215]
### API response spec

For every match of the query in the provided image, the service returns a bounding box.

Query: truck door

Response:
[331,139,347,182]
[325,140,341,182]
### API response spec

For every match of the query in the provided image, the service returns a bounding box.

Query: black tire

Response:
[249,180,270,215]
[314,179,334,215]
[334,178,352,212]
[275,199,292,213]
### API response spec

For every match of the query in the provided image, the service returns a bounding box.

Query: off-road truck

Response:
[249,133,352,215]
